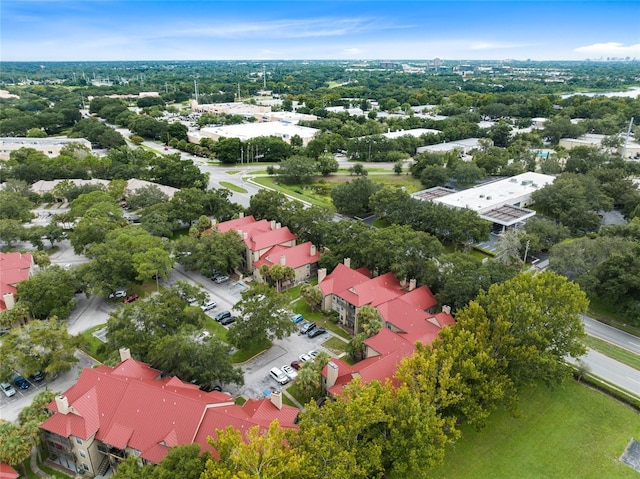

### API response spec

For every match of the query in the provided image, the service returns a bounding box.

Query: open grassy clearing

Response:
[231,337,272,363]
[584,336,640,371]
[251,173,423,209]
[219,181,247,193]
[79,323,108,361]
[322,336,349,355]
[429,380,640,479]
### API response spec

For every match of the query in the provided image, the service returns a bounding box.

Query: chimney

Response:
[409,279,416,291]
[280,254,286,266]
[243,232,248,240]
[56,395,70,415]
[2,293,15,310]
[119,347,131,362]
[276,222,281,229]
[269,390,283,410]
[326,361,339,388]
[212,218,217,226]
[239,212,244,218]
[317,268,327,284]
[310,244,316,256]
[442,305,451,315]
[270,220,276,230]
[343,257,351,269]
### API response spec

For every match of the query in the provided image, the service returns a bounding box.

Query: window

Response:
[79,450,86,458]
[83,464,89,471]
[76,438,82,445]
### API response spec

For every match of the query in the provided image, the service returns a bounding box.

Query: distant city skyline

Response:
[2,1,639,62]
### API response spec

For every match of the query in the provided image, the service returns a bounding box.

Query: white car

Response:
[201,301,217,312]
[281,364,297,380]
[308,350,319,360]
[1,382,16,398]
[299,353,311,363]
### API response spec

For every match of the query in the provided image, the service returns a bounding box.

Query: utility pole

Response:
[621,117,634,159]
[523,239,530,266]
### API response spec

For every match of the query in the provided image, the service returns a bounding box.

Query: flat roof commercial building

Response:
[412,172,556,227]
[0,137,92,160]
[195,122,319,146]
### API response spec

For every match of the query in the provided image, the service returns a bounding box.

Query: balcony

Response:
[97,444,127,460]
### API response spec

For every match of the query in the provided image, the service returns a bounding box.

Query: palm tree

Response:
[295,364,321,402]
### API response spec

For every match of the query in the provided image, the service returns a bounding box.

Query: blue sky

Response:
[2,1,639,61]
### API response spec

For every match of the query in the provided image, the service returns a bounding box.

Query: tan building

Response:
[0,137,93,160]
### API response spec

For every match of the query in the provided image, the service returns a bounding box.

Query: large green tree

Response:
[16,265,80,319]
[0,318,80,379]
[227,283,297,349]
[331,177,381,216]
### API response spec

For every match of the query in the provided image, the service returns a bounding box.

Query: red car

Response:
[290,360,301,371]
[123,294,139,303]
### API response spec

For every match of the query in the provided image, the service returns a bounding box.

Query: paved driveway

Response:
[229,326,338,399]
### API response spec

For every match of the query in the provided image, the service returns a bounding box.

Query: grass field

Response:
[219,181,248,193]
[429,380,640,479]
[584,336,640,371]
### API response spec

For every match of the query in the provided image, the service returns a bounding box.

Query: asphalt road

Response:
[567,349,640,396]
[582,314,640,355]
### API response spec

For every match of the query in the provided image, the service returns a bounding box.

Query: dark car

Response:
[123,294,139,303]
[215,311,232,322]
[308,327,327,338]
[220,315,236,326]
[300,321,316,334]
[13,375,30,389]
[290,360,301,370]
[29,371,45,382]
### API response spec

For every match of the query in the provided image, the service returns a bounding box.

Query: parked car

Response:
[1,382,16,397]
[290,360,301,370]
[123,294,139,303]
[269,367,290,385]
[13,375,30,389]
[299,353,311,363]
[220,315,236,326]
[290,314,304,324]
[201,300,217,312]
[29,371,45,382]
[195,331,211,343]
[308,328,326,338]
[300,321,316,334]
[215,311,232,322]
[214,275,230,284]
[281,364,298,380]
[108,289,127,299]
[308,350,320,359]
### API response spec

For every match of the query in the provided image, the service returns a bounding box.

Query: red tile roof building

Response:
[318,259,454,396]
[0,252,34,313]
[40,349,298,477]
[0,463,19,479]
[212,215,320,287]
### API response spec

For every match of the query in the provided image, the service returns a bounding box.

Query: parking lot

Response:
[228,323,341,400]
[0,351,99,422]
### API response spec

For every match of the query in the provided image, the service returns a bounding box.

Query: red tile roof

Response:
[245,226,297,251]
[318,263,371,297]
[0,462,19,479]
[41,357,297,465]
[214,215,258,233]
[398,285,438,311]
[339,272,405,308]
[363,327,413,356]
[253,242,320,270]
[0,252,32,311]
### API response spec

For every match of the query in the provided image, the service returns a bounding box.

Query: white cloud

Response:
[344,47,362,54]
[574,42,640,58]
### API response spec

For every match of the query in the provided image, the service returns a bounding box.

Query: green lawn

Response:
[79,323,108,362]
[219,181,248,193]
[231,337,272,363]
[584,336,640,371]
[429,381,640,479]
[322,336,349,355]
